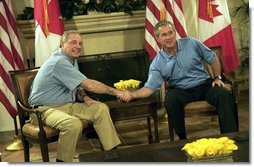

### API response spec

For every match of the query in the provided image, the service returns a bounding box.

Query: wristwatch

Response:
[214,75,222,80]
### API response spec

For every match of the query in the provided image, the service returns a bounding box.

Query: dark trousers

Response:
[164,79,239,139]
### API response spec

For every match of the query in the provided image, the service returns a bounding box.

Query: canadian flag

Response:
[34,0,64,67]
[198,0,239,74]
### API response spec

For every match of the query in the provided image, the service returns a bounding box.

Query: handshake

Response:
[113,79,141,102]
[115,89,133,102]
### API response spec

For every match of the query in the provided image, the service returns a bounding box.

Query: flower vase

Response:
[187,153,234,162]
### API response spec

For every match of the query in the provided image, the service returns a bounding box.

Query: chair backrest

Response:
[9,68,39,124]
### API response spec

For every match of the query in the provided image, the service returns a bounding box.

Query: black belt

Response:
[31,104,43,109]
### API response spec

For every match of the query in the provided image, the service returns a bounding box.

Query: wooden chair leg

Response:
[152,109,160,143]
[234,102,239,131]
[24,141,30,162]
[168,120,174,141]
[147,116,153,143]
[40,142,50,162]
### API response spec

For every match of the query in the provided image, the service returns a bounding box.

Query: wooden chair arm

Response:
[221,73,238,99]
[18,100,40,114]
[18,100,46,136]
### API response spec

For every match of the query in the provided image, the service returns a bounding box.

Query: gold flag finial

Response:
[43,0,50,36]
[159,0,166,20]
[207,0,213,19]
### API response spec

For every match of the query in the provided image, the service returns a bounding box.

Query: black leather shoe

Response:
[56,158,64,162]
[111,146,118,150]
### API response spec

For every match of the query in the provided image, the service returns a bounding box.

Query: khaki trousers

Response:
[32,102,121,162]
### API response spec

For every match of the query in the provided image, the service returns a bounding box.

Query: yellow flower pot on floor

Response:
[182,137,238,162]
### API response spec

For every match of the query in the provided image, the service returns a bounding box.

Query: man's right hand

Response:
[115,90,132,102]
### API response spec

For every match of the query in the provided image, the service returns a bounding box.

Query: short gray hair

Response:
[154,20,176,37]
[60,30,81,47]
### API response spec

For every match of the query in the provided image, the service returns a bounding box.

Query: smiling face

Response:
[61,32,82,59]
[155,24,177,50]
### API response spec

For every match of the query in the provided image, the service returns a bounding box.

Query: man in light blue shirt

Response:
[29,49,86,105]
[124,20,238,140]
[29,30,130,162]
[145,37,215,90]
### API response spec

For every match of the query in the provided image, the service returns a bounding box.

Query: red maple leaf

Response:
[198,0,222,23]
[34,0,64,37]
[47,0,64,35]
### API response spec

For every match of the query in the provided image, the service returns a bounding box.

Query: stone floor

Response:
[0,90,249,162]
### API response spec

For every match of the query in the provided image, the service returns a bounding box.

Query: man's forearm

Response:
[131,87,154,99]
[81,79,117,95]
[211,56,221,78]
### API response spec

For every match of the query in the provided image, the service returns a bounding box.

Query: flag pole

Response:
[5,117,23,151]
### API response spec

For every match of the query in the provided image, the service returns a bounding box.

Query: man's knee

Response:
[164,92,185,111]
[96,103,110,115]
[64,117,83,132]
[214,86,232,96]
[91,103,111,122]
[165,92,178,102]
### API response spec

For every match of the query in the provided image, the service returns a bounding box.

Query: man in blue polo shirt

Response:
[29,30,130,162]
[123,20,238,140]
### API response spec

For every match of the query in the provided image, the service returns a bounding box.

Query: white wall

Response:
[0,104,19,132]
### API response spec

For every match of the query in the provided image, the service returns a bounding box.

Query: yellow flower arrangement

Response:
[114,79,141,90]
[182,137,238,158]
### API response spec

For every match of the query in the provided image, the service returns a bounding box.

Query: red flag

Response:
[34,0,64,67]
[198,0,239,74]
[0,0,25,118]
[145,0,188,60]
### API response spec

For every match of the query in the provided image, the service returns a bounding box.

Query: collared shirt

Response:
[144,37,216,91]
[28,49,87,105]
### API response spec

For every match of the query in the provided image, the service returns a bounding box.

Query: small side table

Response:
[105,92,161,143]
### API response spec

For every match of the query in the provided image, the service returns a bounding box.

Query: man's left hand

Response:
[212,79,226,87]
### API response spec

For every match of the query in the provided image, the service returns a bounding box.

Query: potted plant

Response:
[231,0,249,75]
[16,0,146,21]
